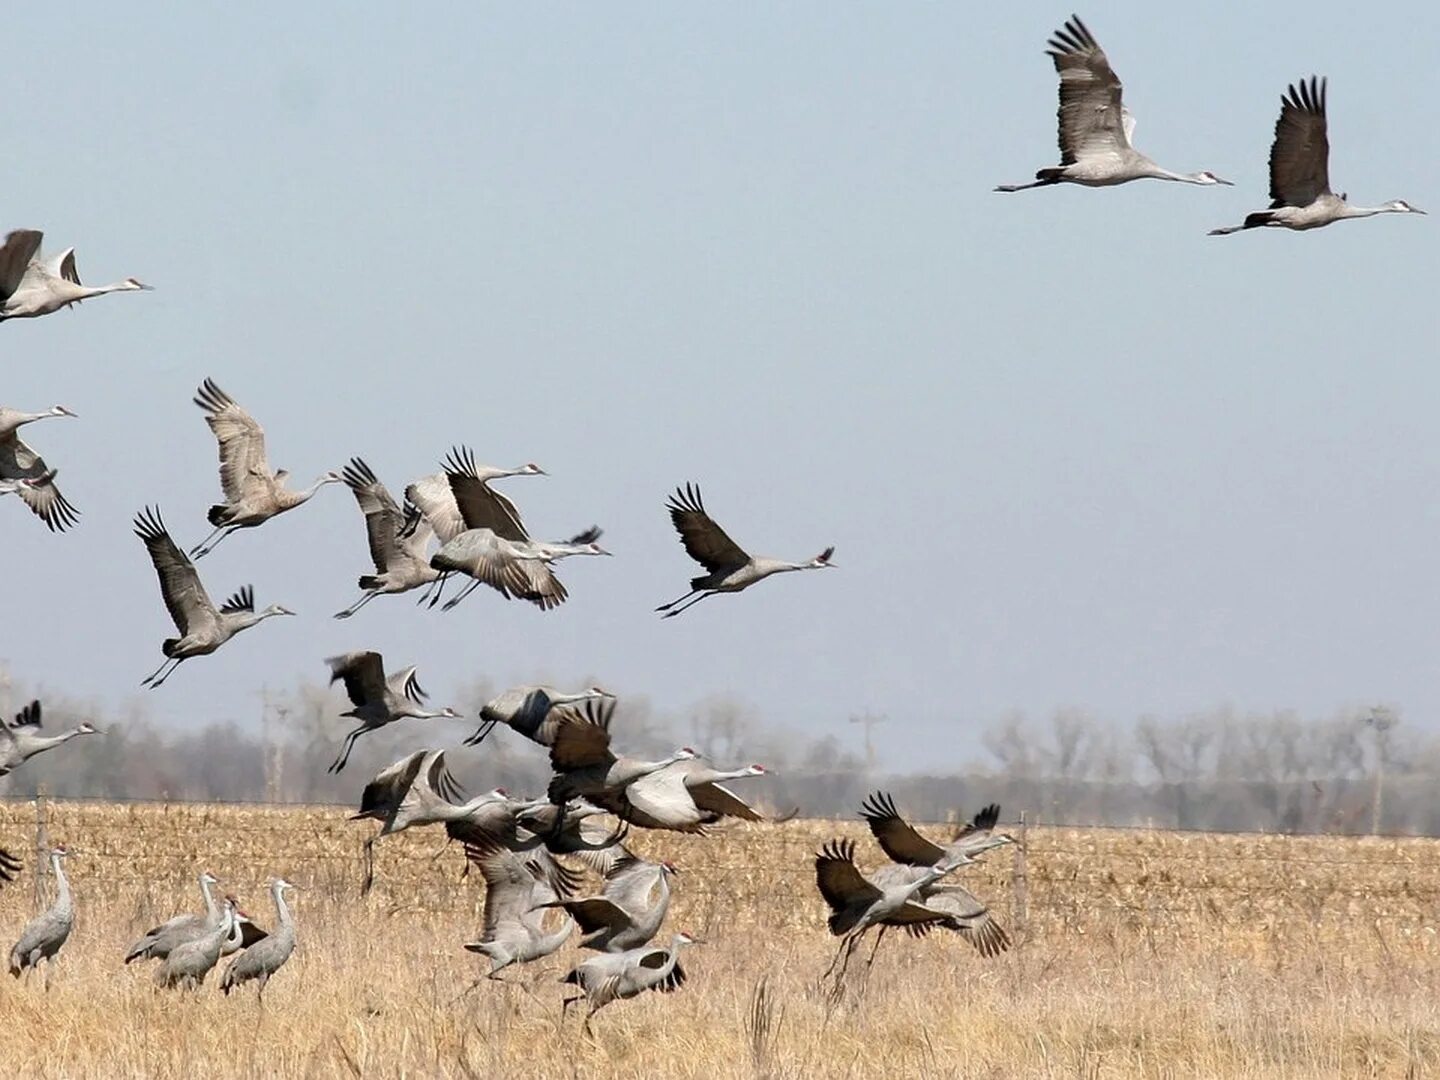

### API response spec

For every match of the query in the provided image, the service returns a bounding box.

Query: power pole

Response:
[850,711,888,770]
[1365,705,1398,834]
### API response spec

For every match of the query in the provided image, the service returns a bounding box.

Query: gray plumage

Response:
[124,870,222,963]
[1210,76,1424,235]
[560,931,698,1028]
[0,700,102,778]
[591,757,769,833]
[995,16,1231,193]
[221,879,297,999]
[156,898,235,990]
[656,483,835,619]
[546,698,699,806]
[8,846,73,982]
[859,793,1015,868]
[0,229,151,322]
[325,652,461,773]
[333,457,440,618]
[464,684,614,748]
[0,403,80,531]
[134,506,296,689]
[460,835,574,977]
[540,843,677,952]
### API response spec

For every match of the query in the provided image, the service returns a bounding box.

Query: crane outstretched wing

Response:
[1046,15,1129,163]
[814,839,881,913]
[665,483,749,573]
[342,458,405,574]
[859,791,947,866]
[1269,76,1331,208]
[194,379,272,503]
[10,468,79,533]
[326,650,388,708]
[134,507,219,635]
[443,446,528,540]
[0,230,42,300]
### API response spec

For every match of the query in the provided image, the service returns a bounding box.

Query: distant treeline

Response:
[0,681,1425,835]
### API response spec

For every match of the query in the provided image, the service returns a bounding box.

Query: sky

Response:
[2,3,1436,775]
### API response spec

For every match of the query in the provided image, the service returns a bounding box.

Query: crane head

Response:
[75,721,102,735]
[811,547,836,568]
[1193,171,1233,186]
[520,462,547,476]
[661,861,681,876]
[50,405,79,419]
[675,931,702,946]
[49,844,69,859]
[746,764,767,776]
[1387,200,1425,214]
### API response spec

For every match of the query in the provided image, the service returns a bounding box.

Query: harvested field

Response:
[2,799,1439,1078]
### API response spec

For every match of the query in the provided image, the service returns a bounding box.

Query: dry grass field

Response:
[2,799,1440,1078]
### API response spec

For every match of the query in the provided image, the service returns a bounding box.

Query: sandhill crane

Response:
[157,898,235,990]
[996,16,1230,194]
[333,458,439,618]
[220,894,268,957]
[0,229,151,321]
[859,794,1015,868]
[547,698,699,806]
[656,483,834,619]
[8,846,72,986]
[0,701,102,777]
[1210,77,1424,235]
[539,843,678,952]
[124,871,222,963]
[560,931,698,1031]
[411,447,604,612]
[458,834,576,984]
[349,748,469,892]
[0,404,80,532]
[325,651,461,773]
[0,848,19,886]
[590,758,769,834]
[188,378,343,559]
[866,862,1010,958]
[813,839,974,985]
[134,507,296,688]
[465,684,615,748]
[221,878,297,1001]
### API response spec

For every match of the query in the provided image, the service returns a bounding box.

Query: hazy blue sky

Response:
[2,4,1436,773]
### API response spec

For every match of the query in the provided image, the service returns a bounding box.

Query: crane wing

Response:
[1268,76,1331,207]
[952,802,1001,843]
[0,230,42,300]
[341,458,405,573]
[9,701,41,731]
[388,665,427,705]
[814,839,882,912]
[467,839,537,935]
[405,472,467,544]
[47,248,81,285]
[12,468,79,533]
[691,781,764,821]
[443,447,528,540]
[926,884,1011,957]
[665,483,749,573]
[193,379,272,504]
[548,708,617,771]
[1046,16,1129,164]
[326,650,388,708]
[424,749,466,804]
[859,791,947,866]
[604,853,665,916]
[623,765,706,831]
[133,507,219,636]
[354,750,427,817]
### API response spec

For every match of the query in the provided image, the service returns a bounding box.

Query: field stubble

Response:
[1,799,1439,1078]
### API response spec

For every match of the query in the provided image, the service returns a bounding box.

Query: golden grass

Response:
[2,799,1440,1078]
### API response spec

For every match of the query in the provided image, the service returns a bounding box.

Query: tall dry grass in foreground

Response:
[2,799,1439,1078]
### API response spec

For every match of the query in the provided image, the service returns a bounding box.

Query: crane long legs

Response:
[463,719,498,747]
[188,524,240,560]
[657,590,717,619]
[141,656,185,689]
[333,590,380,619]
[328,725,367,774]
[440,580,484,612]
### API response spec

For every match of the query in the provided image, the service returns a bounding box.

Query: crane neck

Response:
[272,884,293,928]
[199,876,218,920]
[51,854,71,908]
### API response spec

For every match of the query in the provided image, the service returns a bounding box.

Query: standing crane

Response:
[457,834,576,984]
[995,16,1230,193]
[0,701,102,777]
[560,932,699,1031]
[538,843,678,953]
[188,378,343,559]
[156,898,235,990]
[333,458,439,618]
[0,229,151,321]
[547,699,699,806]
[221,878,297,1001]
[813,839,975,986]
[0,403,80,531]
[324,651,461,773]
[134,507,296,688]
[465,684,615,748]
[655,483,834,619]
[8,845,72,986]
[590,758,769,833]
[124,871,222,963]
[1210,77,1424,235]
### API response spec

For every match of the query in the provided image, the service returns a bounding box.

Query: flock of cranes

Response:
[0,8,1428,1031]
[997,17,1423,234]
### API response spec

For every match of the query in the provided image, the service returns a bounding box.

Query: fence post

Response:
[1013,809,1028,937]
[33,784,48,908]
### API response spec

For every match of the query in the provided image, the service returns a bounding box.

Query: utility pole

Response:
[850,710,887,770]
[1364,705,1398,834]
